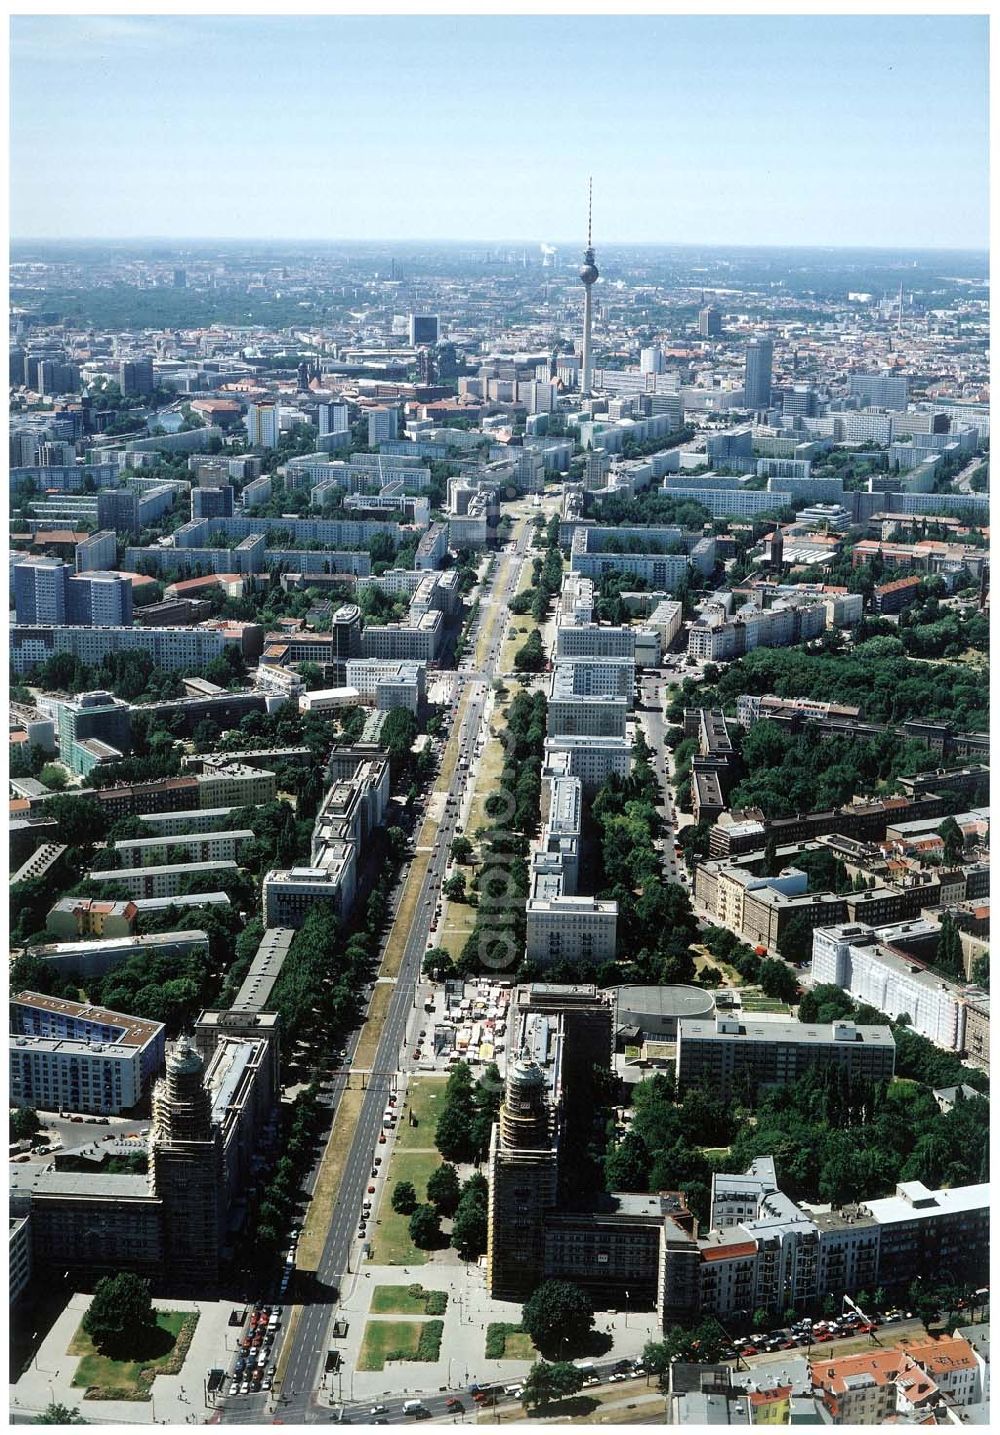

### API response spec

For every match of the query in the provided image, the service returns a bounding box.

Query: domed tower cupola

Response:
[499,1044,550,1149]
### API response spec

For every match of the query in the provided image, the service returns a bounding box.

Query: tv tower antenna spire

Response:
[579,178,599,398]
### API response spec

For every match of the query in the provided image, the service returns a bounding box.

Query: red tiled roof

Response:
[701,1241,757,1263]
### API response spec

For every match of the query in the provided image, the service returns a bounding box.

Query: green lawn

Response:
[370,1285,448,1316]
[741,994,791,1014]
[69,1311,197,1400]
[395,1076,448,1150]
[357,1319,444,1371]
[485,1323,538,1359]
[372,1150,443,1265]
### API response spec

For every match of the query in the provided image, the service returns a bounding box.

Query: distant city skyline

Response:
[10,14,989,248]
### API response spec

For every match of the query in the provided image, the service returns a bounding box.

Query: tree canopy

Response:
[82,1272,155,1353]
[522,1280,594,1357]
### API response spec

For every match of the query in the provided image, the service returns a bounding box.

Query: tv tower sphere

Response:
[580,251,599,286]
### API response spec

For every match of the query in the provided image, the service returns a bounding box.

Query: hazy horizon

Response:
[9,238,989,259]
[10,15,989,249]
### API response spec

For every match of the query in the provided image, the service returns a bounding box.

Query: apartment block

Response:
[10,991,165,1115]
[675,1016,896,1099]
[113,829,254,869]
[543,736,632,795]
[525,895,618,966]
[88,860,238,901]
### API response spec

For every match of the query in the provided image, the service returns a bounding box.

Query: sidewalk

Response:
[319,1259,660,1407]
[11,1290,235,1426]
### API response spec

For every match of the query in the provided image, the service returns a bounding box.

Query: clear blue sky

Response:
[10,13,989,248]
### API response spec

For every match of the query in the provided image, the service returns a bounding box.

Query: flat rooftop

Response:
[678,1018,895,1046]
[864,1181,989,1225]
[11,990,162,1046]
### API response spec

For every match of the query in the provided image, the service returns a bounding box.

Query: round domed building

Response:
[614,985,716,1049]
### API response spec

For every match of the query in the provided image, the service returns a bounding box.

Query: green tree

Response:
[752,1308,769,1332]
[408,1204,442,1250]
[971,953,989,991]
[758,958,799,1003]
[391,1180,417,1215]
[443,872,467,903]
[522,1280,594,1358]
[39,764,68,791]
[934,914,965,981]
[777,914,815,966]
[451,1181,488,1261]
[32,1404,87,1424]
[82,1272,155,1353]
[426,1163,461,1216]
[937,817,965,866]
[513,630,546,672]
[450,835,473,865]
[10,1107,42,1142]
[604,1132,651,1192]
[521,1360,583,1409]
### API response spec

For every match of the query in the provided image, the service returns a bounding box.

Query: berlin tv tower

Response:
[579,178,599,398]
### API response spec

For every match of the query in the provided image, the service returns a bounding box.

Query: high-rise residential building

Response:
[366,406,400,445]
[317,402,350,436]
[173,268,187,288]
[13,558,69,624]
[10,429,38,466]
[37,440,77,466]
[640,345,665,374]
[14,557,129,627]
[408,315,439,346]
[72,572,134,627]
[119,357,155,397]
[95,487,140,536]
[744,339,774,410]
[75,530,118,573]
[191,484,235,520]
[56,690,133,774]
[699,305,722,338]
[849,372,909,411]
[246,402,280,449]
[37,361,80,396]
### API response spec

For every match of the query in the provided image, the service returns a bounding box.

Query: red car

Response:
[368,1184,376,1195]
[445,1400,463,1413]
